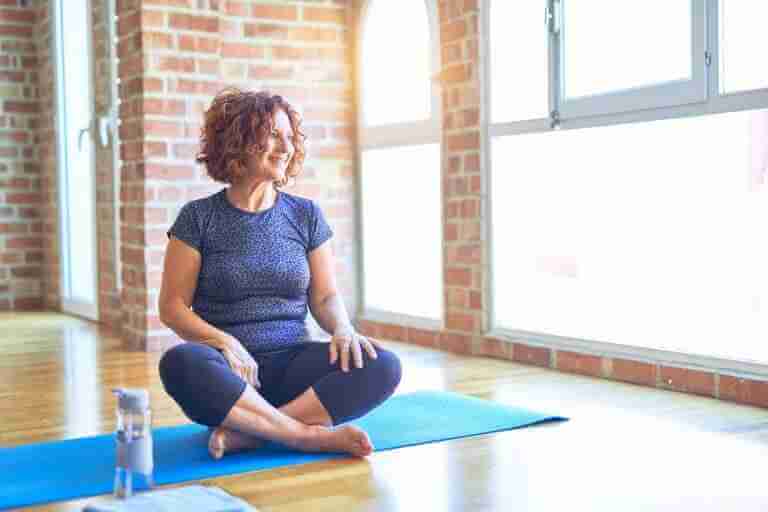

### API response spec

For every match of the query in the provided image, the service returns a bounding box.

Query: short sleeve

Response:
[167,202,202,253]
[307,200,333,252]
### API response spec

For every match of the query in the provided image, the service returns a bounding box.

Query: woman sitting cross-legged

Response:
[157,87,402,459]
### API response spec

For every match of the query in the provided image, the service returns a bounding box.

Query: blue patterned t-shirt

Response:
[166,188,334,353]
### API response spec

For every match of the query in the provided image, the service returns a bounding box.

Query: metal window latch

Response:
[546,0,561,34]
[550,110,561,130]
[705,51,712,67]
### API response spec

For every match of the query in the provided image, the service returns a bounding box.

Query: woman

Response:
[157,88,402,459]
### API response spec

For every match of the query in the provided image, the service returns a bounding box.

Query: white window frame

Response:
[355,0,443,331]
[483,0,768,378]
[555,0,709,120]
[489,0,768,138]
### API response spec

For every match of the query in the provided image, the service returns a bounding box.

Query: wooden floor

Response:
[3,312,768,511]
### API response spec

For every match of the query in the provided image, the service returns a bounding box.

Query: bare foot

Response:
[208,427,265,460]
[300,424,374,457]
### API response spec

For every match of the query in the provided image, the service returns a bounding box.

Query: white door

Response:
[52,0,99,321]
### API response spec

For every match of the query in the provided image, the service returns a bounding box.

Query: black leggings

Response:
[158,341,402,428]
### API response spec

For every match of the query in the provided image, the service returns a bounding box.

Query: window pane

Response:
[720,1,768,93]
[361,0,431,125]
[492,109,768,364]
[490,0,549,122]
[361,144,442,319]
[563,0,691,99]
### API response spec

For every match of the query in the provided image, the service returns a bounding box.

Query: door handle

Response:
[77,124,91,152]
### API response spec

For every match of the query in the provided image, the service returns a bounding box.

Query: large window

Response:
[357,0,442,323]
[488,1,768,366]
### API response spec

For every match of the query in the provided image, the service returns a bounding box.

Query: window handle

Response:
[546,0,561,35]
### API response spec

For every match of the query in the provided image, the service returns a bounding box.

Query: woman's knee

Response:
[159,342,207,390]
[158,342,242,427]
[366,348,402,392]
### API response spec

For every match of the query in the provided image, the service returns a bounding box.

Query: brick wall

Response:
[112,0,355,351]
[0,0,42,311]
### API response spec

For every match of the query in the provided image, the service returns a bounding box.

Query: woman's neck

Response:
[226,180,276,213]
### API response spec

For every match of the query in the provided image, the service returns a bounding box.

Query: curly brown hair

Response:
[196,87,306,187]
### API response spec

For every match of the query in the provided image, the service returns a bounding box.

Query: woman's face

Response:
[248,108,295,182]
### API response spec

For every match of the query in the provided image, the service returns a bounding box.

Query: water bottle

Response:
[112,387,155,499]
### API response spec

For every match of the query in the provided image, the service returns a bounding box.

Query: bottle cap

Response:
[112,388,150,412]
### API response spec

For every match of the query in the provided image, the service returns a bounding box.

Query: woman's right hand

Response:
[219,336,261,389]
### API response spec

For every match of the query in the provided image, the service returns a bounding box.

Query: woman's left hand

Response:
[330,327,380,372]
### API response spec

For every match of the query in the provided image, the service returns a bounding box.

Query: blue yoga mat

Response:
[0,390,566,509]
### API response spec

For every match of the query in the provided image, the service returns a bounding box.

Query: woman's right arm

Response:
[158,236,232,350]
[159,237,261,388]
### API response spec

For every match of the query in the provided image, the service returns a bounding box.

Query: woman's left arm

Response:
[308,240,379,372]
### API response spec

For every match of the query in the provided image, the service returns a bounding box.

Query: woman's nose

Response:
[274,132,289,151]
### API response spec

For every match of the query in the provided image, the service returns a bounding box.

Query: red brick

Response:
[719,375,768,408]
[141,31,173,50]
[221,42,265,59]
[303,6,345,24]
[469,290,482,310]
[356,319,380,338]
[445,222,458,241]
[174,78,222,95]
[446,312,475,332]
[154,56,195,73]
[248,65,294,80]
[144,120,184,138]
[441,19,466,43]
[4,101,38,114]
[11,266,41,278]
[196,58,219,75]
[0,24,32,37]
[408,328,438,347]
[447,131,479,152]
[7,237,42,249]
[5,193,40,204]
[470,175,481,194]
[143,98,185,116]
[556,350,602,377]
[445,267,471,286]
[446,288,467,308]
[464,153,480,172]
[478,337,509,359]
[659,366,716,397]
[0,9,35,23]
[225,1,249,16]
[168,13,218,33]
[438,63,470,84]
[460,199,480,218]
[252,4,297,21]
[513,343,551,368]
[380,323,406,342]
[178,34,219,53]
[611,358,657,387]
[460,221,480,241]
[143,163,195,180]
[0,222,28,234]
[439,332,471,354]
[141,9,165,28]
[14,297,43,310]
